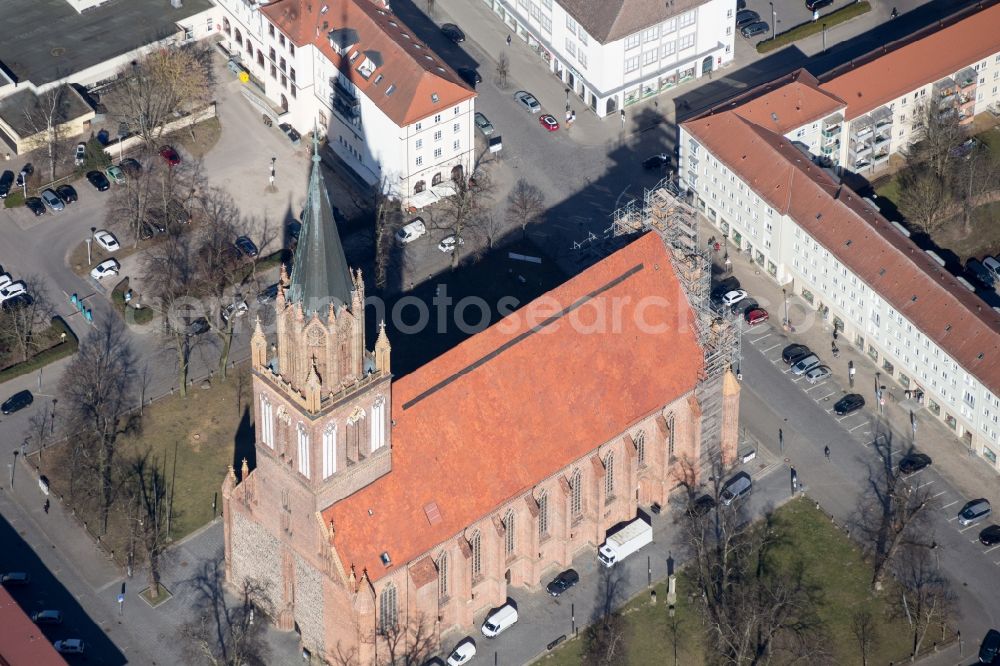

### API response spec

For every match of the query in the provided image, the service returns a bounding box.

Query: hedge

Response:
[111,277,154,326]
[757,1,871,53]
[3,190,25,209]
[0,316,79,384]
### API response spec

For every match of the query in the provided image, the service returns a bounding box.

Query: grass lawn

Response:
[38,364,254,557]
[539,498,949,665]
[169,115,222,159]
[0,317,78,382]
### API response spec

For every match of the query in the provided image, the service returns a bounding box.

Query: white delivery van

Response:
[598,517,653,567]
[481,604,518,638]
[720,471,752,506]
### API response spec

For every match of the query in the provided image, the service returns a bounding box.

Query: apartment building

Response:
[216,0,476,204]
[678,11,1000,468]
[477,0,735,117]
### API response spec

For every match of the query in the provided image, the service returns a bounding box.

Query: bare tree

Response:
[59,316,137,532]
[495,54,510,89]
[478,212,505,250]
[377,612,438,666]
[582,566,628,666]
[505,178,546,240]
[19,86,73,181]
[851,608,877,666]
[113,45,213,148]
[433,172,494,269]
[181,564,271,666]
[956,146,1000,235]
[0,277,54,364]
[891,545,956,658]
[425,0,435,17]
[853,431,937,592]
[372,177,396,290]
[126,451,171,600]
[897,165,953,234]
[905,101,964,182]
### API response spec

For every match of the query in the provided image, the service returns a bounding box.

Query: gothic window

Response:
[667,413,676,458]
[234,28,243,46]
[604,452,615,498]
[635,431,646,466]
[322,423,337,479]
[437,553,448,599]
[370,396,386,452]
[260,394,274,448]
[538,491,549,537]
[378,583,397,634]
[504,509,515,556]
[297,423,310,477]
[470,531,482,579]
[570,469,582,517]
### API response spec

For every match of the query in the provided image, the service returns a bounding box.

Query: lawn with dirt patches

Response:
[539,497,948,665]
[37,365,255,558]
[168,115,222,160]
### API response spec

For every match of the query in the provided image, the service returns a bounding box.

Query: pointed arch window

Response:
[667,413,676,458]
[470,531,482,579]
[260,394,274,448]
[604,452,615,499]
[297,423,310,477]
[322,423,337,479]
[437,552,449,599]
[378,583,397,634]
[370,396,386,452]
[570,468,582,517]
[538,491,549,537]
[503,509,516,556]
[635,431,646,466]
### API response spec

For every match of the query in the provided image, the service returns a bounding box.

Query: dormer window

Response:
[431,93,440,103]
[373,74,383,85]
[358,57,376,79]
[349,51,360,62]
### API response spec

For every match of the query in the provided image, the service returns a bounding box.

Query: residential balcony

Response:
[850,142,872,158]
[871,105,893,128]
[822,125,842,138]
[873,134,890,148]
[956,66,977,89]
[821,141,840,155]
[850,113,873,139]
[934,76,958,97]
[873,150,890,163]
[332,79,361,120]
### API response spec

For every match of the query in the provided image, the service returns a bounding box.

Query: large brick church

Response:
[222,146,740,663]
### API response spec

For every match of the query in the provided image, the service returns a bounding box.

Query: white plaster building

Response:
[477,0,735,117]
[215,0,476,205]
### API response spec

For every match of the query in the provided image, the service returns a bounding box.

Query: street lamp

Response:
[769,1,777,40]
[822,23,827,52]
[782,288,788,326]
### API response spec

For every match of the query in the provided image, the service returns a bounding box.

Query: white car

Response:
[804,365,831,384]
[0,281,27,303]
[396,218,427,244]
[447,640,477,666]
[94,230,120,253]
[0,273,12,290]
[721,289,748,307]
[514,90,541,113]
[54,639,85,654]
[74,142,86,166]
[90,258,120,280]
[438,234,465,253]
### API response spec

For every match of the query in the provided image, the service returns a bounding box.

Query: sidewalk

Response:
[704,215,1000,512]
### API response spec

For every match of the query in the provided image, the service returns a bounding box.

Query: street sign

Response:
[239,71,249,84]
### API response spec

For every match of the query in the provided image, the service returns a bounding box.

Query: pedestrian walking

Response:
[824,445,830,460]
[43,499,50,514]
[849,362,856,388]
[506,34,512,46]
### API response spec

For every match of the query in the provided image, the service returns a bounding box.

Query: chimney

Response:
[170,0,183,8]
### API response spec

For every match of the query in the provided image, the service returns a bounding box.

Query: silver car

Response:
[40,188,64,211]
[474,112,494,136]
[791,354,821,375]
[804,365,831,384]
[514,90,541,113]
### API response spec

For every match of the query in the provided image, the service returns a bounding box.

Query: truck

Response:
[598,517,652,567]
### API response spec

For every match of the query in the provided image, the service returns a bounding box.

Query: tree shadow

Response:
[232,405,256,473]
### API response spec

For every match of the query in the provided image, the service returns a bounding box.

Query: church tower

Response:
[226,137,393,633]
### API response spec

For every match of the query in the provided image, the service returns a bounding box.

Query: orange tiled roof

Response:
[262,0,474,127]
[0,587,67,665]
[683,111,1000,396]
[324,233,704,581]
[821,3,1000,120]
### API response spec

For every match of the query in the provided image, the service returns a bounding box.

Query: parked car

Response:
[15,163,33,187]
[806,0,833,10]
[735,9,760,27]
[804,365,831,383]
[899,452,932,475]
[40,188,65,211]
[981,629,1000,664]
[54,639,85,655]
[0,170,14,198]
[978,525,1000,546]
[782,344,811,365]
[74,142,87,166]
[441,23,465,43]
[86,170,111,191]
[279,123,301,146]
[514,90,541,113]
[186,317,211,336]
[121,157,143,175]
[0,281,27,304]
[1,390,33,415]
[474,111,495,136]
[0,273,11,291]
[1,571,31,585]
[688,494,717,517]
[397,218,427,243]
[90,258,120,280]
[720,471,752,506]
[257,283,279,304]
[56,184,78,204]
[983,256,1000,283]
[221,300,249,323]
[833,394,865,415]
[438,234,465,253]
[642,153,670,170]
[159,145,181,166]
[741,21,770,38]
[234,236,259,257]
[967,258,995,287]
[721,289,748,307]
[24,197,46,216]
[481,604,518,638]
[958,498,992,526]
[735,298,759,315]
[546,568,580,596]
[457,67,482,88]
[446,640,477,666]
[744,308,769,326]
[105,164,126,184]
[711,277,741,301]
[539,114,560,131]
[94,230,120,252]
[791,354,822,375]
[31,610,63,625]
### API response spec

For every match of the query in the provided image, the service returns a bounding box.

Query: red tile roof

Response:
[821,3,1000,120]
[0,587,67,665]
[683,111,1000,395]
[324,233,704,581]
[262,0,474,127]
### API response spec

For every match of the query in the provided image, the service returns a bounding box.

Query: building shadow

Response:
[232,406,256,473]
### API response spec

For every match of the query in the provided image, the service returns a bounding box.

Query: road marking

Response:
[941,500,959,509]
[915,480,935,490]
[804,382,828,392]
[761,343,782,353]
[986,545,1000,554]
[931,490,948,499]
[750,333,772,344]
[959,524,977,533]
[847,422,867,432]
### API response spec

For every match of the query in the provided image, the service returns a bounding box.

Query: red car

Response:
[539,114,559,132]
[744,308,769,326]
[159,145,181,166]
